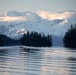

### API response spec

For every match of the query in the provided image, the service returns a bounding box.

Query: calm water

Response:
[0,46,76,75]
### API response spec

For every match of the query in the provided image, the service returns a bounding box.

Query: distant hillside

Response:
[0,34,19,46]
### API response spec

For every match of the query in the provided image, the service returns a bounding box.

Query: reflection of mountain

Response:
[0,10,76,46]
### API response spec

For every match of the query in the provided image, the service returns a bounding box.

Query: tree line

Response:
[20,31,52,47]
[0,24,76,48]
[0,31,52,47]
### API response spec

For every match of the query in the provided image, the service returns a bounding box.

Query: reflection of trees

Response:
[22,47,40,53]
[68,57,76,61]
[67,57,76,73]
[0,49,8,61]
[21,47,42,75]
[0,47,27,75]
[0,49,10,75]
[0,49,7,55]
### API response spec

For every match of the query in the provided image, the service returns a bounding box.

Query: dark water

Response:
[0,46,76,75]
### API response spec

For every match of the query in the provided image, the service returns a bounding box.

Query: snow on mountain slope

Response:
[0,10,76,46]
[37,10,76,20]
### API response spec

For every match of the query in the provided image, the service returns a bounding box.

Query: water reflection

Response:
[67,56,76,74]
[0,46,76,75]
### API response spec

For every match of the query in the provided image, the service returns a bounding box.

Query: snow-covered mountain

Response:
[0,10,76,46]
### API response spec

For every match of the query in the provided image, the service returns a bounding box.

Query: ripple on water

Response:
[0,46,76,75]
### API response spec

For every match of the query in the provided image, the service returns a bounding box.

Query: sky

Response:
[0,0,76,15]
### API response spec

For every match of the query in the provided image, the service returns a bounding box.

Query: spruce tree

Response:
[63,25,76,48]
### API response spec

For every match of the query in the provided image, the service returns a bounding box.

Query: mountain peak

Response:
[3,10,22,16]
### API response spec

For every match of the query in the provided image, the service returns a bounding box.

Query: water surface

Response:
[0,46,76,75]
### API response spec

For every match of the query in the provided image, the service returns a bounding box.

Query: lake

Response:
[0,46,76,75]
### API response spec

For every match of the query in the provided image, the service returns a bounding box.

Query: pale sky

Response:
[0,0,76,15]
